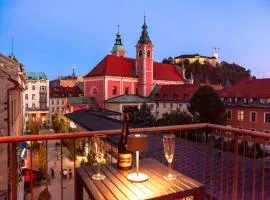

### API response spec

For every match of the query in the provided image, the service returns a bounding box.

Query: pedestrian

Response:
[51,167,55,179]
[63,169,68,179]
[68,169,72,179]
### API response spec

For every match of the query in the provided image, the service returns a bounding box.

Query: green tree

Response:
[26,122,40,135]
[133,103,155,126]
[35,144,46,179]
[157,110,192,126]
[188,86,226,125]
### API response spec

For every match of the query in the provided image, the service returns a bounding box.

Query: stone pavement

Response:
[32,139,89,200]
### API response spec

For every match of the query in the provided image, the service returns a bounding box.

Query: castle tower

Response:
[111,25,126,57]
[136,16,153,97]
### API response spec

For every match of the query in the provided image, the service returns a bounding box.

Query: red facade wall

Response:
[122,82,133,94]
[226,106,270,132]
[107,80,121,99]
[84,79,104,108]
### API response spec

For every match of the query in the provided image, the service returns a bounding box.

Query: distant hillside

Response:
[162,58,253,87]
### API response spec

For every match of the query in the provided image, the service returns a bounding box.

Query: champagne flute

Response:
[92,135,106,180]
[163,134,176,180]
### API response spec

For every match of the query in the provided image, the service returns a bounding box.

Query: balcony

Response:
[0,123,269,199]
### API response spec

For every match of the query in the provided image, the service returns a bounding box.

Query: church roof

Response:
[84,54,185,81]
[151,84,200,102]
[105,94,152,103]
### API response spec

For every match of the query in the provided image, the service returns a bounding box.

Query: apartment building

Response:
[23,72,49,124]
[222,78,270,133]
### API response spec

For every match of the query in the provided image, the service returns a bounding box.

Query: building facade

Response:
[23,72,49,124]
[84,17,190,109]
[49,85,83,121]
[222,78,270,133]
[0,52,25,198]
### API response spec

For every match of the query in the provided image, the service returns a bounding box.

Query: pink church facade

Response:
[84,17,190,108]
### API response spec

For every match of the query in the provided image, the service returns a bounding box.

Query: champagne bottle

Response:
[117,112,132,170]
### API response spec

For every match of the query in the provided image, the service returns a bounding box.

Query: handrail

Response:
[0,123,269,143]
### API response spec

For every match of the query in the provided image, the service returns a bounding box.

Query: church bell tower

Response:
[136,16,153,97]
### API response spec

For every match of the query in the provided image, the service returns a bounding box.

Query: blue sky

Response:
[1,0,270,80]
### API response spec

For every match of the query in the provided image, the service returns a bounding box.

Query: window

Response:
[178,104,182,107]
[62,100,64,105]
[250,112,257,122]
[227,110,232,120]
[25,103,28,108]
[92,88,98,95]
[51,100,54,105]
[234,98,238,103]
[125,87,129,95]
[62,108,64,112]
[57,100,59,105]
[147,50,151,58]
[170,103,173,109]
[264,130,269,134]
[157,103,159,108]
[56,108,59,112]
[264,113,270,124]
[32,103,35,109]
[32,85,35,90]
[32,94,35,100]
[52,108,54,112]
[250,128,256,131]
[229,98,232,103]
[25,94,28,100]
[163,103,166,108]
[138,50,142,57]
[249,98,253,103]
[112,86,117,95]
[25,85,28,90]
[237,110,244,121]
[136,88,138,95]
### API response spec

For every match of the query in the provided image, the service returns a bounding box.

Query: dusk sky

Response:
[1,0,270,80]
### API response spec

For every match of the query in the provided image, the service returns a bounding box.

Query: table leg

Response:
[75,170,83,200]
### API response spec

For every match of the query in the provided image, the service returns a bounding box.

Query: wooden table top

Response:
[75,158,204,200]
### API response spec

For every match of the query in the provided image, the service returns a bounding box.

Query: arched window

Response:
[138,50,143,57]
[91,87,98,95]
[147,50,151,58]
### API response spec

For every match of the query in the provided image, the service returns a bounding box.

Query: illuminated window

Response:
[112,86,117,95]
[237,110,244,121]
[250,112,257,122]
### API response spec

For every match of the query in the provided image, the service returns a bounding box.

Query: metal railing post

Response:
[232,134,239,200]
[11,142,17,200]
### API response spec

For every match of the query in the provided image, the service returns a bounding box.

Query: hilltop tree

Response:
[188,86,226,125]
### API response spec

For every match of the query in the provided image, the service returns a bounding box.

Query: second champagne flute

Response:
[163,134,176,180]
